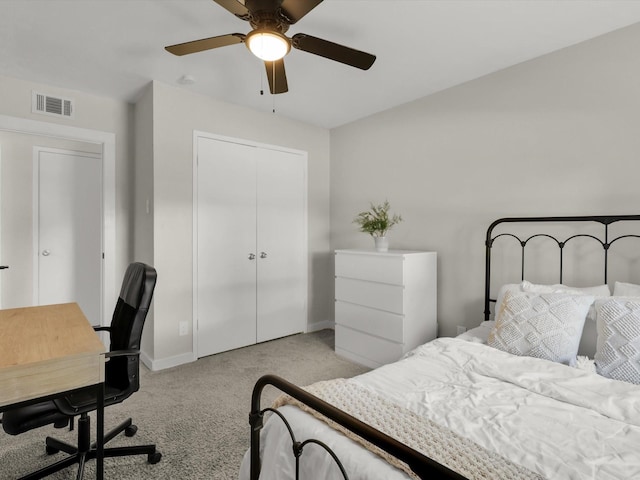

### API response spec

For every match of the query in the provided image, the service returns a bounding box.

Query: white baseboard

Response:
[335,346,379,369]
[140,350,196,371]
[307,319,335,332]
[140,322,334,371]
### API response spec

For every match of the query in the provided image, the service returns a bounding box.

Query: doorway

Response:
[0,114,115,324]
[194,132,308,357]
[33,147,102,325]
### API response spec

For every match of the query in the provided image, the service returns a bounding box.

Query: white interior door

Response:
[196,137,257,357]
[34,147,102,325]
[0,142,3,308]
[256,148,306,342]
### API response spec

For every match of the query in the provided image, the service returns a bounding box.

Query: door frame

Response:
[0,114,115,326]
[0,143,2,308]
[192,130,308,358]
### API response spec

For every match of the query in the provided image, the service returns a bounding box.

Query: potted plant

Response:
[353,200,402,252]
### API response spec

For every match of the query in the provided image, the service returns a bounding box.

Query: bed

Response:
[239,215,640,480]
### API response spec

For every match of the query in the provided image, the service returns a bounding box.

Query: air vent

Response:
[32,91,74,119]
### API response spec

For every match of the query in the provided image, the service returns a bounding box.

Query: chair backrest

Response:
[105,262,157,395]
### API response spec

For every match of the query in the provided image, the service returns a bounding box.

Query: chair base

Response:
[18,415,161,480]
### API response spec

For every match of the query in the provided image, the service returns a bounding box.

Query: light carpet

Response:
[0,329,369,479]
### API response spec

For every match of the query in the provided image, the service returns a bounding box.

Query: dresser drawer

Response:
[335,277,404,314]
[335,301,404,343]
[335,325,404,367]
[335,252,404,284]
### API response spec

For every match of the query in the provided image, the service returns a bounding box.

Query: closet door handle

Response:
[260,252,267,259]
[248,253,256,260]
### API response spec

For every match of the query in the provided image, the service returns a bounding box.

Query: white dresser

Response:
[334,249,437,368]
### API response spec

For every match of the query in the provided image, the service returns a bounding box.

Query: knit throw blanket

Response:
[273,378,543,480]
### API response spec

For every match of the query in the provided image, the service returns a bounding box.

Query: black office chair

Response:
[2,262,161,479]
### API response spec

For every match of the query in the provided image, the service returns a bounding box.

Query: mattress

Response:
[239,336,640,479]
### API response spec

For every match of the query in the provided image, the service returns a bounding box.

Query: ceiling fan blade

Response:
[292,33,376,70]
[212,0,250,20]
[165,33,245,56]
[280,0,323,24]
[265,59,288,94]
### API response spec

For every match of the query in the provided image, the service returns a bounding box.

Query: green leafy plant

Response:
[353,200,403,237]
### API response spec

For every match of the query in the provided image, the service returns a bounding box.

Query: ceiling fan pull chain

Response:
[272,62,277,113]
[260,61,265,95]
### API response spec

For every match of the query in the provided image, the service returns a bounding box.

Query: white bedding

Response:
[239,338,640,479]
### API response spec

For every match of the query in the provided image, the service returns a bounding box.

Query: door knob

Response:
[260,252,267,259]
[42,250,51,256]
[248,253,256,260]
[0,265,8,270]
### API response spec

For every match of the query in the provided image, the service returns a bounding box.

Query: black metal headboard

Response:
[484,215,640,321]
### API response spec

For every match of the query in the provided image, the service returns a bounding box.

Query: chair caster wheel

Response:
[125,425,138,437]
[46,445,59,455]
[148,452,162,464]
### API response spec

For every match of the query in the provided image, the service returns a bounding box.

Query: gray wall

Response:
[330,23,640,337]
[146,81,331,368]
[0,131,101,308]
[0,74,133,308]
[134,83,155,358]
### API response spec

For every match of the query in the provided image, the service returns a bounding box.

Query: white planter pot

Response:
[374,236,389,252]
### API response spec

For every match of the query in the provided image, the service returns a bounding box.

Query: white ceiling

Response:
[2,0,640,129]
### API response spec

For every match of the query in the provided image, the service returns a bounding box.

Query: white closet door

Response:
[256,148,306,342]
[197,137,257,357]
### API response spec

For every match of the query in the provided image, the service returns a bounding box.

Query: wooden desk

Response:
[0,303,107,479]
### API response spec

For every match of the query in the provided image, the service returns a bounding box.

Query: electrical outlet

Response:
[456,325,467,335]
[179,321,189,336]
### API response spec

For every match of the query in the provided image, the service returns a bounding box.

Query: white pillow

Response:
[521,280,563,293]
[527,282,610,323]
[494,281,609,321]
[488,291,593,365]
[559,284,610,296]
[594,297,640,385]
[494,283,522,319]
[494,282,559,319]
[521,281,610,321]
[456,321,495,344]
[613,281,640,297]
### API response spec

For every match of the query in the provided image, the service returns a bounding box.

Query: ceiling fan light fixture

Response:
[246,29,290,61]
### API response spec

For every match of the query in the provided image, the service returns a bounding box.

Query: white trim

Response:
[0,143,2,309]
[192,133,199,359]
[192,130,309,357]
[140,350,196,372]
[307,320,335,332]
[0,114,116,327]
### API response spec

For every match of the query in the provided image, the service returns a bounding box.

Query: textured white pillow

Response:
[494,282,558,319]
[595,297,640,384]
[494,281,609,321]
[613,281,640,297]
[494,283,522,319]
[523,281,609,322]
[488,291,593,365]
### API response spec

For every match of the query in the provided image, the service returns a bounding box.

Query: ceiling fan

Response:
[165,0,376,94]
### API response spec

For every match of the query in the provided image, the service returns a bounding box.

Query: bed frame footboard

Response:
[249,374,466,480]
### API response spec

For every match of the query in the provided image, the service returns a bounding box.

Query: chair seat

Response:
[54,385,127,416]
[2,401,68,435]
